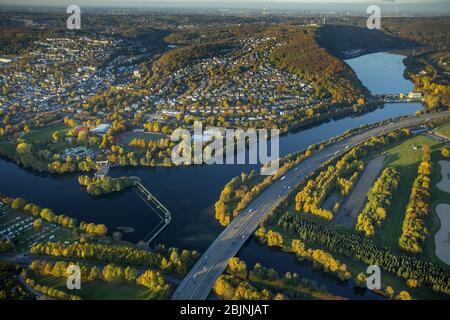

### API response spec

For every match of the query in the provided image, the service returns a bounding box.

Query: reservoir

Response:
[0,52,421,299]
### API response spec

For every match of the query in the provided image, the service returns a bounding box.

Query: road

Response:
[171,111,450,300]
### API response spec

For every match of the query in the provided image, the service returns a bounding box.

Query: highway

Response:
[171,111,450,300]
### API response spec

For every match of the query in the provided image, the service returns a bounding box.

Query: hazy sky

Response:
[1,0,448,5]
[0,0,448,10]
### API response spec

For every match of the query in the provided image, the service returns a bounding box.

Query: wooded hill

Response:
[269,27,369,104]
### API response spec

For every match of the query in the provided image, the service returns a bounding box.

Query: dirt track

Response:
[333,156,386,228]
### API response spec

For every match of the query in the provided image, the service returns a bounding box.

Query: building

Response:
[408,92,423,100]
[91,123,111,135]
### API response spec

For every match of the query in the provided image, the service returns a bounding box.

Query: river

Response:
[0,52,420,299]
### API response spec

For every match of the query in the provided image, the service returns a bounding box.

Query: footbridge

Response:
[136,182,171,249]
[94,160,110,178]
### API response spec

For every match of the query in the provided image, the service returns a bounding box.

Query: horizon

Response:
[1,1,449,15]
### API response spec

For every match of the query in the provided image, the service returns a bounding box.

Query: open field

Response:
[434,204,450,266]
[39,277,153,300]
[373,135,441,249]
[23,123,70,144]
[435,123,450,139]
[333,155,386,229]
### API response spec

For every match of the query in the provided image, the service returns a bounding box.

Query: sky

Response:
[0,0,448,5]
[0,0,448,12]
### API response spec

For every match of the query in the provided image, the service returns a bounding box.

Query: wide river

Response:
[0,52,419,299]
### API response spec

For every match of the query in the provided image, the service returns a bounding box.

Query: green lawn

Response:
[373,135,441,249]
[39,277,153,300]
[435,123,450,139]
[0,140,16,158]
[117,131,167,147]
[423,149,450,267]
[23,123,70,144]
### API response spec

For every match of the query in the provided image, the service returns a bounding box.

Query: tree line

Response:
[28,260,171,299]
[277,214,450,295]
[356,167,400,237]
[295,129,410,221]
[0,194,107,237]
[30,241,199,277]
[78,175,138,196]
[399,145,433,254]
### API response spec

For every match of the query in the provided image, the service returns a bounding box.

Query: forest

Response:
[269,27,369,105]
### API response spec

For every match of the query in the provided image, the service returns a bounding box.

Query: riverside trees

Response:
[78,175,137,196]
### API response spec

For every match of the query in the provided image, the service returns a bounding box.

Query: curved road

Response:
[172,111,450,300]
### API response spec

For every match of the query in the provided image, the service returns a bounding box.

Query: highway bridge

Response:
[171,111,450,300]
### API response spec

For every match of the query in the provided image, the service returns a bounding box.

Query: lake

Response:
[0,52,420,299]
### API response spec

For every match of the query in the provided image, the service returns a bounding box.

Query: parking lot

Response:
[0,203,69,250]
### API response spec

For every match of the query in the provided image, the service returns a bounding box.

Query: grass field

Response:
[0,139,16,158]
[372,135,442,250]
[435,123,450,139]
[424,151,450,267]
[23,123,70,148]
[39,277,153,300]
[0,123,72,158]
